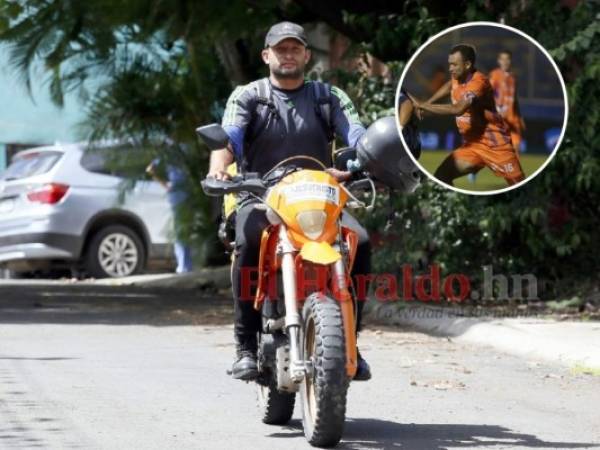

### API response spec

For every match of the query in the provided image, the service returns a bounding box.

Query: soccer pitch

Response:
[418,150,549,191]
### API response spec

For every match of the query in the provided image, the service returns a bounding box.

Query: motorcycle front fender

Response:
[299,241,341,265]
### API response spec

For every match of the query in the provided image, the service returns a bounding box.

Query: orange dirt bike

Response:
[198,119,420,447]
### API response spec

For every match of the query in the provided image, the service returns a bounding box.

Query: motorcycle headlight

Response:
[296,210,327,240]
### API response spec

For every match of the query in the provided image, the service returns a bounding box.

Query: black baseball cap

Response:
[264,21,308,48]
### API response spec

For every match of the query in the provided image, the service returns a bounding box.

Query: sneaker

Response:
[353,349,372,381]
[232,348,259,380]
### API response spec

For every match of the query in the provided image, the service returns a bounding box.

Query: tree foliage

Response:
[338,1,600,298]
[0,0,280,262]
[0,0,598,286]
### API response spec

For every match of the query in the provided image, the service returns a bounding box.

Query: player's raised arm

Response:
[426,80,451,104]
[418,97,471,116]
[408,91,471,117]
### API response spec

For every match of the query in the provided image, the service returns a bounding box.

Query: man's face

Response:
[498,53,512,71]
[262,38,310,79]
[448,52,471,81]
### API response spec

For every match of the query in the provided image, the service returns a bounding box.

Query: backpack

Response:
[248,77,335,148]
[222,79,334,235]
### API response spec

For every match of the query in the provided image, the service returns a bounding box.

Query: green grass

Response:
[571,364,600,376]
[419,150,549,191]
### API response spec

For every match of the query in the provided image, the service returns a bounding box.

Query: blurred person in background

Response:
[397,88,422,157]
[489,50,526,153]
[428,65,448,98]
[146,158,193,274]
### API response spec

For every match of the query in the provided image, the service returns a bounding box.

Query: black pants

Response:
[232,202,371,347]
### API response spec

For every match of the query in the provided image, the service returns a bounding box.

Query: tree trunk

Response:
[214,39,249,87]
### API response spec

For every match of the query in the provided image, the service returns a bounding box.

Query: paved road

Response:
[0,286,599,449]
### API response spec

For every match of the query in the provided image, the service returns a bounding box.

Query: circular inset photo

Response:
[396,22,568,195]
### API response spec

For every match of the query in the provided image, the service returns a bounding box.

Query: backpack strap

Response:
[244,79,334,171]
[239,78,279,173]
[248,78,279,143]
[312,80,334,142]
[256,78,279,118]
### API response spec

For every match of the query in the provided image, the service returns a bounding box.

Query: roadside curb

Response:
[91,266,231,289]
[0,266,231,290]
[363,301,600,370]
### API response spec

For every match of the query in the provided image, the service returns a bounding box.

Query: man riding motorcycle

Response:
[206,21,373,381]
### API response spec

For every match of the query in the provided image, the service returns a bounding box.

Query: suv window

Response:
[80,146,152,179]
[80,149,110,175]
[1,151,63,181]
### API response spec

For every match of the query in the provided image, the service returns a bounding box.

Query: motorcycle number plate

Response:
[282,182,339,205]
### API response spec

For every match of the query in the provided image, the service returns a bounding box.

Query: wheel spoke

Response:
[100,251,114,263]
[116,235,125,252]
[97,232,140,277]
[107,260,117,274]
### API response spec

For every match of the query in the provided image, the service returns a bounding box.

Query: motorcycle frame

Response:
[253,221,359,384]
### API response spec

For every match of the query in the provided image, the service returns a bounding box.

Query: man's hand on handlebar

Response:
[207,145,235,181]
[325,168,352,183]
[206,169,232,181]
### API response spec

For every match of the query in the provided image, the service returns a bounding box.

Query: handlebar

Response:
[202,166,375,203]
[201,176,267,197]
[345,178,372,192]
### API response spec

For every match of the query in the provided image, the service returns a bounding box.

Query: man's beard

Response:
[272,65,304,80]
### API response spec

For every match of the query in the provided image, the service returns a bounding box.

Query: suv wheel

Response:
[85,225,145,278]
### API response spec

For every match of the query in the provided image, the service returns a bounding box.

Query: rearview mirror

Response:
[195,123,230,150]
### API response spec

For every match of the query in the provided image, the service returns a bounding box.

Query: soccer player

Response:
[397,88,421,157]
[489,50,526,153]
[410,44,525,187]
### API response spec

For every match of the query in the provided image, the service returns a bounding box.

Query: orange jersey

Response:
[489,68,520,121]
[451,71,511,148]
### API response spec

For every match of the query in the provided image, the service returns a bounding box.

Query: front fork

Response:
[332,257,358,379]
[279,226,307,383]
[278,226,357,383]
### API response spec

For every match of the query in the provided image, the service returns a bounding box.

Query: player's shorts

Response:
[451,142,524,180]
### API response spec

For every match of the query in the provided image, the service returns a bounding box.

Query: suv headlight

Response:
[296,210,327,240]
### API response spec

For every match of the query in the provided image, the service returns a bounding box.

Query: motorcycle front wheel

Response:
[299,293,349,447]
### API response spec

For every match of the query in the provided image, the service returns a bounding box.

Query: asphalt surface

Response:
[0,285,599,449]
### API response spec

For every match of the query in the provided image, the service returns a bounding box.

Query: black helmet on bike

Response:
[355,115,421,193]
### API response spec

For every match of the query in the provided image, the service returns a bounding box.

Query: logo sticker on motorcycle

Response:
[283,183,339,205]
